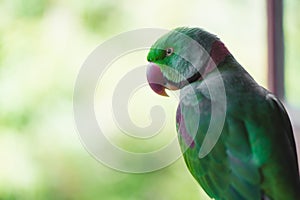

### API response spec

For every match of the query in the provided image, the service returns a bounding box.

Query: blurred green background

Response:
[0,0,299,199]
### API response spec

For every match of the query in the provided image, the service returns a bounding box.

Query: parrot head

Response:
[146,27,229,96]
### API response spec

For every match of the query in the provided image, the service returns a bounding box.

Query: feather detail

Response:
[176,105,195,148]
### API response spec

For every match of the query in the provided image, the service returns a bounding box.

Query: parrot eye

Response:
[165,47,174,56]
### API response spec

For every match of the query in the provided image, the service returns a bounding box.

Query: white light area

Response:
[94,50,150,138]
[94,49,179,152]
[122,0,191,27]
[0,132,39,191]
[40,5,78,53]
[128,84,178,129]
[184,0,267,88]
[35,101,82,151]
[122,0,267,88]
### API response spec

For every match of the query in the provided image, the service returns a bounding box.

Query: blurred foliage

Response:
[11,0,50,18]
[81,1,123,34]
[1,0,296,200]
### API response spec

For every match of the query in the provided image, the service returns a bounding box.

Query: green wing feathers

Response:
[177,83,300,200]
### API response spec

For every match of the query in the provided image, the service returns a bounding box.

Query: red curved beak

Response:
[146,63,169,97]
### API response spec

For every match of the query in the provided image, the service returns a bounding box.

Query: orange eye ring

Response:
[166,47,174,56]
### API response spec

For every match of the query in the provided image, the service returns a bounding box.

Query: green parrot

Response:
[146,27,300,200]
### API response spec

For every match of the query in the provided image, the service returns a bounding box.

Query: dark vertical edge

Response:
[267,0,284,99]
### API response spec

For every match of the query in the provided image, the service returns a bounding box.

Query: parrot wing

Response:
[256,93,300,199]
[265,93,298,168]
[177,83,300,200]
[177,86,262,200]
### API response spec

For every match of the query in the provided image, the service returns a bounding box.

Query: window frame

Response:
[267,0,300,130]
